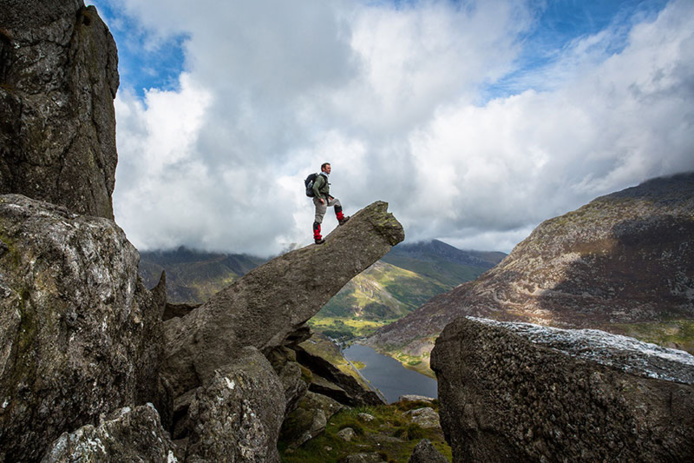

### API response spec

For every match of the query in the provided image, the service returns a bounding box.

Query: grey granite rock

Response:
[0,195,165,462]
[431,317,694,462]
[0,0,119,219]
[162,201,404,397]
[41,405,178,463]
[184,347,285,463]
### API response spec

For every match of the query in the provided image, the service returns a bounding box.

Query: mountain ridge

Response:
[367,172,694,372]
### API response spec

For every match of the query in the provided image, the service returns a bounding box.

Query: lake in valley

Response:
[342,343,437,403]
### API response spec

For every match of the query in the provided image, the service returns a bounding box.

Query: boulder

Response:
[337,427,356,442]
[397,395,436,405]
[162,201,404,397]
[280,391,343,449]
[404,407,441,429]
[0,0,119,219]
[431,317,694,462]
[41,405,178,463]
[408,439,448,463]
[184,347,285,463]
[0,195,165,462]
[358,413,375,422]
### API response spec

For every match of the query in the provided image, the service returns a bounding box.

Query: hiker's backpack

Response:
[304,172,318,197]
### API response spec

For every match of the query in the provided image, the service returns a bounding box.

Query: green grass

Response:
[308,316,396,341]
[279,402,451,463]
[351,361,366,370]
[609,319,694,355]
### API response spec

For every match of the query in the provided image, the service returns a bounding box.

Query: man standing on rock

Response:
[312,162,349,244]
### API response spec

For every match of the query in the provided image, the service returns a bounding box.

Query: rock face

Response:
[368,173,694,360]
[431,317,694,462]
[0,195,165,462]
[162,201,404,397]
[41,405,178,463]
[0,3,407,462]
[0,0,119,219]
[185,347,285,463]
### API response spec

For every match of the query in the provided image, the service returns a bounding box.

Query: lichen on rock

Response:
[0,195,165,462]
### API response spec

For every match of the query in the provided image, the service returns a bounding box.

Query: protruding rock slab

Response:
[0,195,164,462]
[163,201,404,396]
[431,317,694,462]
[0,0,119,219]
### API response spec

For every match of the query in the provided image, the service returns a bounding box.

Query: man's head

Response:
[321,163,331,174]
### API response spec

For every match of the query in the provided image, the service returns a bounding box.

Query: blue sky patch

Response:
[481,0,670,101]
[88,0,188,99]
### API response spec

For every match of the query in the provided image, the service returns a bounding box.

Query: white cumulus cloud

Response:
[93,0,694,256]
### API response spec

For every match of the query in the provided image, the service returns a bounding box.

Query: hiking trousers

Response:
[313,196,341,224]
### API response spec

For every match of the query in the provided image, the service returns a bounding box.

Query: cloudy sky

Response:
[87,0,694,257]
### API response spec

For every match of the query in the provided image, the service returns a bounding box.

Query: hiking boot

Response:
[338,216,350,226]
[313,221,323,243]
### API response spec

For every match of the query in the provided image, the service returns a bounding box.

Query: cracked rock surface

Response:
[0,0,119,219]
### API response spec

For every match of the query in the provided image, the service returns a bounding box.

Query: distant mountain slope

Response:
[139,242,504,339]
[367,173,694,370]
[319,261,448,320]
[140,247,267,303]
[381,239,505,287]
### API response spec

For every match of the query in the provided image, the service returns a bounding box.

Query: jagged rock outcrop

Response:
[184,347,285,463]
[368,173,694,363]
[431,317,694,462]
[162,201,404,397]
[0,195,166,462]
[41,405,178,463]
[0,0,119,219]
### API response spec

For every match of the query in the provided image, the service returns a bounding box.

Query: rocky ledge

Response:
[431,317,694,462]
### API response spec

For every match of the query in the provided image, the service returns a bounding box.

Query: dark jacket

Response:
[312,172,330,200]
